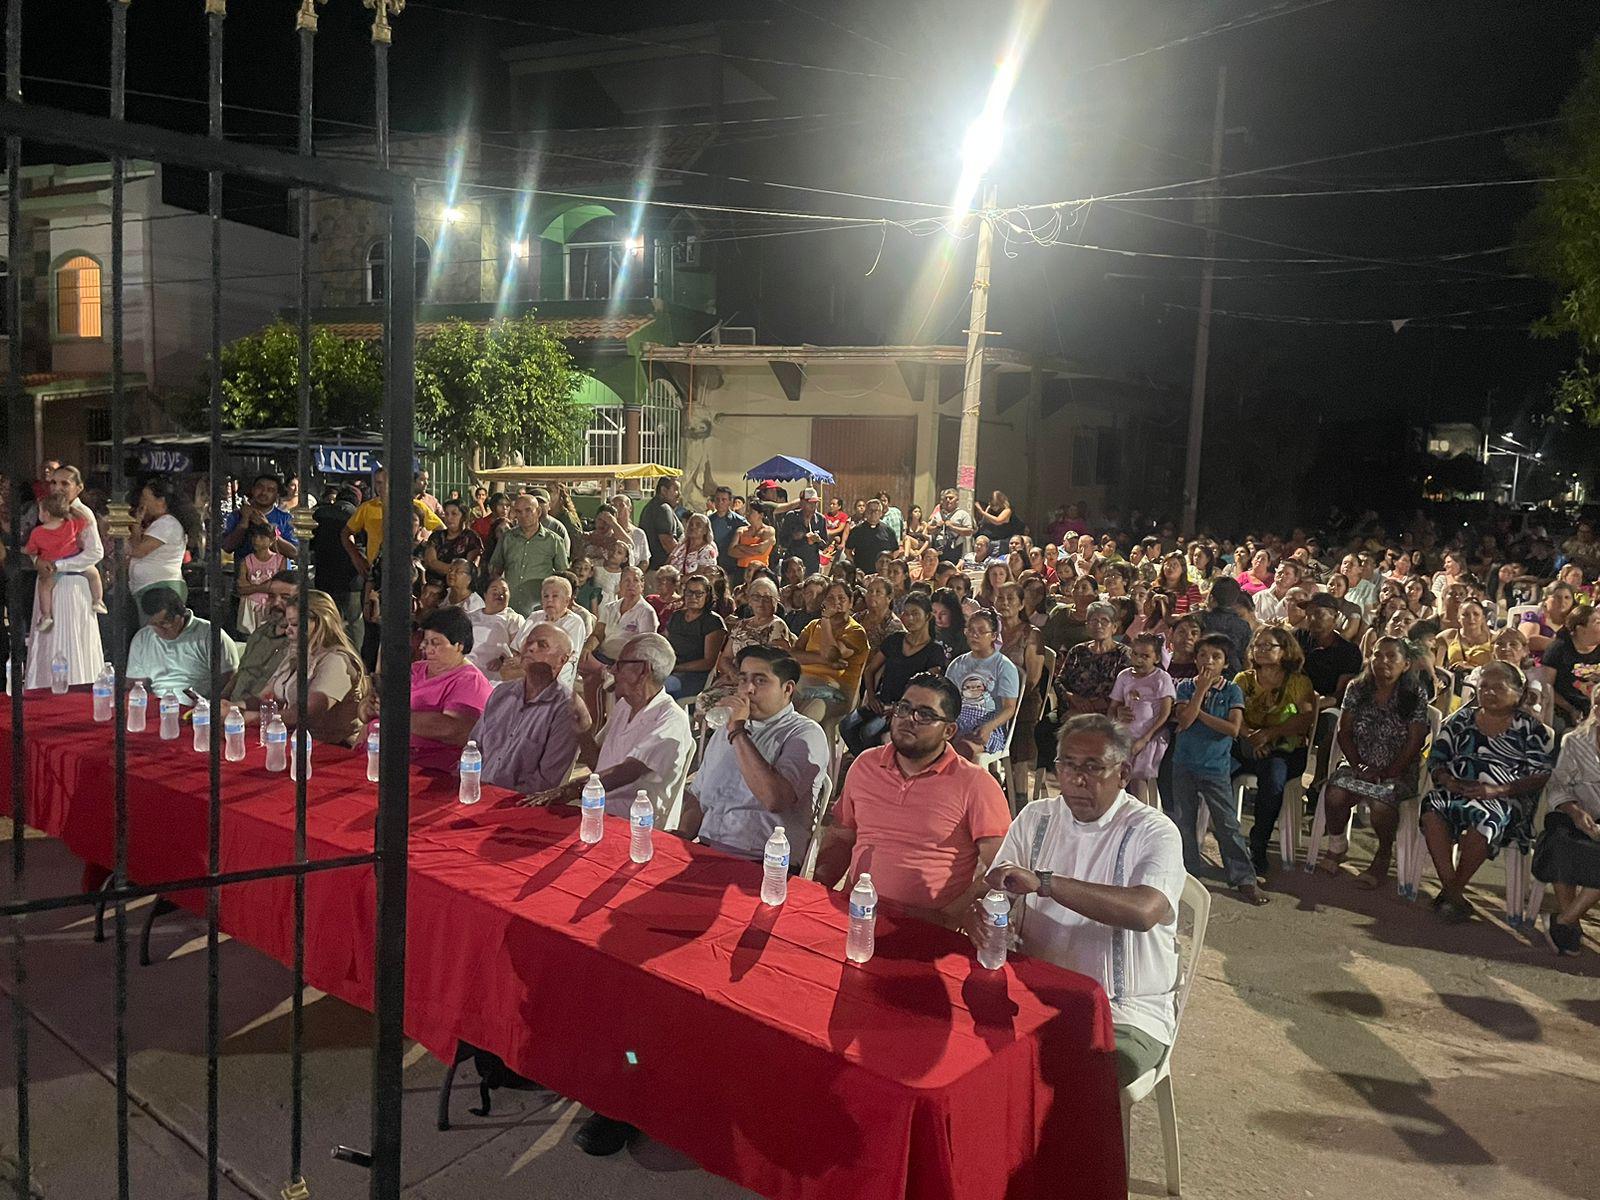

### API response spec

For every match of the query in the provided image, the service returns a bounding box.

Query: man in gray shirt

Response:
[471,622,587,795]
[678,644,830,863]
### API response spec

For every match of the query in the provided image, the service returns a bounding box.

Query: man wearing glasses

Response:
[814,673,1012,927]
[527,633,692,822]
[979,713,1186,1088]
[677,645,830,863]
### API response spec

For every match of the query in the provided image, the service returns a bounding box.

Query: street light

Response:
[952,55,1020,522]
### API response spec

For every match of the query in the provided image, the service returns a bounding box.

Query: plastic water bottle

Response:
[761,826,790,907]
[366,721,381,783]
[50,652,69,694]
[289,728,313,781]
[704,704,731,730]
[93,662,115,722]
[159,692,181,740]
[579,773,606,844]
[457,740,482,804]
[629,790,654,863]
[191,697,211,752]
[259,700,277,747]
[977,890,1011,970]
[126,681,148,732]
[846,873,878,964]
[264,713,288,771]
[224,705,246,762]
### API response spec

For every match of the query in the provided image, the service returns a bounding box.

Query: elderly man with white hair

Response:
[527,632,692,823]
[502,574,590,689]
[471,622,588,795]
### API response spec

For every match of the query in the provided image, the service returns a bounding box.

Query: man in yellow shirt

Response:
[341,466,442,580]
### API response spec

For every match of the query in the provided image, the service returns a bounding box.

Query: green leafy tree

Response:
[1520,40,1600,425]
[211,320,383,428]
[415,315,584,463]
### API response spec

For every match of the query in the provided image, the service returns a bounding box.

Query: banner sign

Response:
[138,447,192,474]
[315,446,377,476]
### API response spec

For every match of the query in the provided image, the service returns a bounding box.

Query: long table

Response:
[1,690,1126,1200]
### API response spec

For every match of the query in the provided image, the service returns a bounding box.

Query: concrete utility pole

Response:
[955,181,997,519]
[1181,65,1228,538]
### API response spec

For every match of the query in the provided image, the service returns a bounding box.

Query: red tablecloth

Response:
[1,690,1125,1200]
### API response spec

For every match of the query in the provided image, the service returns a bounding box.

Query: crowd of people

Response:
[7,460,1600,1155]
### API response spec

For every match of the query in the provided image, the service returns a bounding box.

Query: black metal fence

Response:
[2,3,416,1197]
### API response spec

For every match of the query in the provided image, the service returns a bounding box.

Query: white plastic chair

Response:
[1393,705,1443,898]
[974,713,1017,787]
[1505,604,1541,631]
[1277,701,1338,868]
[1122,874,1211,1197]
[1503,792,1548,929]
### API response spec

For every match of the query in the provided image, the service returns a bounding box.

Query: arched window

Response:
[55,254,103,338]
[365,236,430,303]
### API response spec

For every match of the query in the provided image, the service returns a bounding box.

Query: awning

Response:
[743,455,835,484]
[473,462,680,486]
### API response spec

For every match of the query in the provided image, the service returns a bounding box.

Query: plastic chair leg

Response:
[138,898,179,967]
[1120,1096,1132,1184]
[437,1041,473,1131]
[1155,1072,1181,1197]
[1278,782,1302,869]
[1304,785,1329,872]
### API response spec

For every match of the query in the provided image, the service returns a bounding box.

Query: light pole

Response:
[955,181,997,520]
[953,72,1012,522]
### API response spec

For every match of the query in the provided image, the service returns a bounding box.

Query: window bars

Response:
[2,2,416,1197]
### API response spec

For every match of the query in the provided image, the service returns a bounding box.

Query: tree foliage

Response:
[213,320,384,428]
[1519,39,1600,426]
[205,315,585,463]
[414,316,584,463]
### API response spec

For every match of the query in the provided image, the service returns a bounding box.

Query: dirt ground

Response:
[1,817,1596,1199]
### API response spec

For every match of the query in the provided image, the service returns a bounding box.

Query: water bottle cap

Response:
[773,825,784,834]
[857,873,872,884]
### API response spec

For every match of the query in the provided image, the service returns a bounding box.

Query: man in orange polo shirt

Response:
[815,672,1012,926]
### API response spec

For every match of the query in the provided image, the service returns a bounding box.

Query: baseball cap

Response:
[800,487,819,501]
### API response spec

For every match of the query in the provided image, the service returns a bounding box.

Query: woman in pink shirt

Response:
[1238,548,1275,596]
[400,606,494,771]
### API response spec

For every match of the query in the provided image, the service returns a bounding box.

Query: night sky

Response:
[13,1,1600,483]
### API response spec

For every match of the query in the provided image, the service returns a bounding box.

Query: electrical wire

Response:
[404,0,907,82]
[1073,0,1345,76]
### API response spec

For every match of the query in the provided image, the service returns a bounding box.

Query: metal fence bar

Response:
[0,852,380,920]
[108,3,133,1196]
[371,10,415,1194]
[4,0,29,1192]
[204,4,226,1198]
[290,1,319,1188]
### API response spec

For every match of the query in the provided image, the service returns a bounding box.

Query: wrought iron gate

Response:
[2,2,416,1197]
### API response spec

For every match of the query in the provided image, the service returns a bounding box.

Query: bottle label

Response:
[633,813,654,830]
[849,901,875,920]
[267,733,286,744]
[985,911,1009,929]
[765,852,789,870]
[461,763,481,774]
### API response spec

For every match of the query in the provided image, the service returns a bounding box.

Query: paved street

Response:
[1,817,1596,1199]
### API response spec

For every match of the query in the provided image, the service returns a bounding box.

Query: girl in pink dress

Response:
[1109,632,1177,806]
[236,525,286,634]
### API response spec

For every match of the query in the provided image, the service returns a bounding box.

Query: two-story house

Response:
[1,160,297,478]
[309,124,721,493]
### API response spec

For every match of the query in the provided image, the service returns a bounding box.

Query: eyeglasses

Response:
[1054,757,1120,780]
[888,701,950,726]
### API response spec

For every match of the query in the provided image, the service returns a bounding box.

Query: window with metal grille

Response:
[366,236,430,303]
[55,253,103,338]
[584,405,623,466]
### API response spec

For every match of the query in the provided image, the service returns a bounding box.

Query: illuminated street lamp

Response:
[953,58,1019,521]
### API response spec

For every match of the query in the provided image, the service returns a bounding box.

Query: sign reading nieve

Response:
[315,446,377,476]
[139,448,192,474]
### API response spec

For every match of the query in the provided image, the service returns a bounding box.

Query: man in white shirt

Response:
[533,633,692,822]
[678,645,830,863]
[1252,559,1305,625]
[979,713,1186,1088]
[502,575,589,689]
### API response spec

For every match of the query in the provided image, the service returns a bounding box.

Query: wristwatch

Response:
[1035,870,1054,898]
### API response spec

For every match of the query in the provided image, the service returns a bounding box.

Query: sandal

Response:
[1236,883,1270,907]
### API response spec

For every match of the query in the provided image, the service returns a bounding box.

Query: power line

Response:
[404,0,907,81]
[1046,117,1564,208]
[1075,0,1345,76]
[1157,296,1544,330]
[769,0,903,56]
[1089,176,1568,202]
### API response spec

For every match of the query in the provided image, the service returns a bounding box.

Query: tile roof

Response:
[317,315,654,343]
